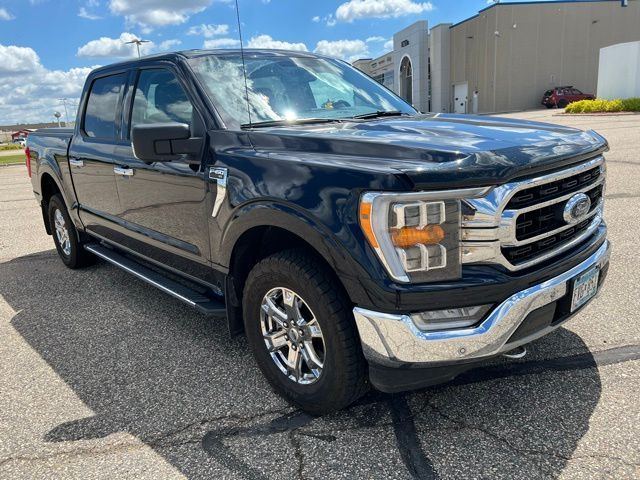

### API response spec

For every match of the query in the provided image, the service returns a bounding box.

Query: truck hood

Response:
[248,114,607,189]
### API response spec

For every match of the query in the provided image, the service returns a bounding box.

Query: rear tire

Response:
[48,194,94,269]
[243,249,368,414]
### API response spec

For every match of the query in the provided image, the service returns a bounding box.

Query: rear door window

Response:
[83,73,126,139]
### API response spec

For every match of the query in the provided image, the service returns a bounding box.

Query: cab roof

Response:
[90,49,330,75]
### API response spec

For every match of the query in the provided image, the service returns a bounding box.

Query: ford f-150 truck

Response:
[27,50,610,414]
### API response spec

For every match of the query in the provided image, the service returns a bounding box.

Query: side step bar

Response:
[84,243,226,317]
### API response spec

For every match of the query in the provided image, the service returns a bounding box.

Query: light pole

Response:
[58,98,70,126]
[125,38,150,58]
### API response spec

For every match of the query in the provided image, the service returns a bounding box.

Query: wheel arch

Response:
[39,172,63,235]
[221,205,368,336]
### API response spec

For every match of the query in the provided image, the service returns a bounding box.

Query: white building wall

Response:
[430,23,452,113]
[392,21,430,112]
[597,41,640,99]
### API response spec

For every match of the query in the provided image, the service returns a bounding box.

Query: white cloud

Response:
[383,39,393,51]
[313,13,337,26]
[158,39,181,51]
[366,36,386,43]
[247,35,308,51]
[0,7,14,20]
[109,0,212,28]
[314,39,368,62]
[203,38,240,48]
[335,0,433,22]
[187,23,229,37]
[78,7,101,19]
[0,46,41,75]
[0,44,98,124]
[77,32,154,58]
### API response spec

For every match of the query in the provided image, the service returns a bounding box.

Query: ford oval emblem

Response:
[563,193,591,224]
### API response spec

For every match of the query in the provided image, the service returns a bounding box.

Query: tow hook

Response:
[502,346,527,359]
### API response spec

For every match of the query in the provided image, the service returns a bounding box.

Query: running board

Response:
[84,243,226,317]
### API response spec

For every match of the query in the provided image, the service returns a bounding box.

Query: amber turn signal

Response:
[391,224,445,248]
[359,201,379,248]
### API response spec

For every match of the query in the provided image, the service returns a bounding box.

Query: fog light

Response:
[411,305,491,331]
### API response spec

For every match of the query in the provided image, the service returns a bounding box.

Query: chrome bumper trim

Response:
[353,239,610,366]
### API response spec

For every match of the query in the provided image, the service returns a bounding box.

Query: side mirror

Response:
[131,123,203,162]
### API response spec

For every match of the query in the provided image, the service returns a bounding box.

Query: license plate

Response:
[571,267,600,312]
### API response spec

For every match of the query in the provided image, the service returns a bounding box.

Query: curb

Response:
[0,162,24,167]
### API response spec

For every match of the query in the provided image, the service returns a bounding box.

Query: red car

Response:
[542,86,595,109]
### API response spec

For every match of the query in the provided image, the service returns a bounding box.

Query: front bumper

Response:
[353,240,610,388]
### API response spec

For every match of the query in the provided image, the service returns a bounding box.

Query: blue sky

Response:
[0,0,549,123]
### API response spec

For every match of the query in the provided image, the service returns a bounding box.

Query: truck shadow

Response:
[1,251,631,479]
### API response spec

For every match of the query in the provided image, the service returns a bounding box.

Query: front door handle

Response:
[114,166,134,177]
[69,158,84,167]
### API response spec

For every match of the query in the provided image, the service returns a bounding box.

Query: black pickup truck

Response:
[27,49,610,414]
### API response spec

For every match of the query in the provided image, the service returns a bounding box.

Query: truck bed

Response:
[28,128,74,207]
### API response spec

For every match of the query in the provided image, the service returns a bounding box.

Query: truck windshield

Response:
[188,53,416,128]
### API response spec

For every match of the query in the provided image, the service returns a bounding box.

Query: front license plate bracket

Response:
[570,266,600,312]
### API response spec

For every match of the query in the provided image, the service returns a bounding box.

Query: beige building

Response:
[354,0,640,114]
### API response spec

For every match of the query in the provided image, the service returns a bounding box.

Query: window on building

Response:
[383,71,394,89]
[401,40,410,48]
[400,57,413,104]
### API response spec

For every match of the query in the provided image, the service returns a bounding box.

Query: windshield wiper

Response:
[351,110,408,120]
[241,118,346,128]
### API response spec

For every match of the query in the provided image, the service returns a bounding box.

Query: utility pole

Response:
[125,38,150,58]
[58,98,70,126]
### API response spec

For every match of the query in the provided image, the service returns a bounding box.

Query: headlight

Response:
[359,188,489,283]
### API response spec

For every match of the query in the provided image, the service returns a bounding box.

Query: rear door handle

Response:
[114,166,134,177]
[69,158,84,167]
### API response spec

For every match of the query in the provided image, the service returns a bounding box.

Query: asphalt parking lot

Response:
[1,109,639,480]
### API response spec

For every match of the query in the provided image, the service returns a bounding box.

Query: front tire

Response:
[48,194,94,269]
[557,100,568,109]
[243,249,368,414]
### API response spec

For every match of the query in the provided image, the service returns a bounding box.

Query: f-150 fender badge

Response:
[209,167,228,217]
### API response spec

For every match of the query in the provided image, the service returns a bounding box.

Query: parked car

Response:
[12,138,26,147]
[542,86,595,109]
[26,50,610,413]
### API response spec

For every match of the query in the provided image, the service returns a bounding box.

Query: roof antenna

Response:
[234,0,252,128]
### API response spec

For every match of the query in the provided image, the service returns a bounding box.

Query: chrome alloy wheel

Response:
[260,287,326,385]
[54,209,71,256]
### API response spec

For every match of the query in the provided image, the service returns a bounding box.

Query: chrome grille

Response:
[506,165,601,210]
[503,217,592,265]
[515,184,603,242]
[461,155,606,271]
